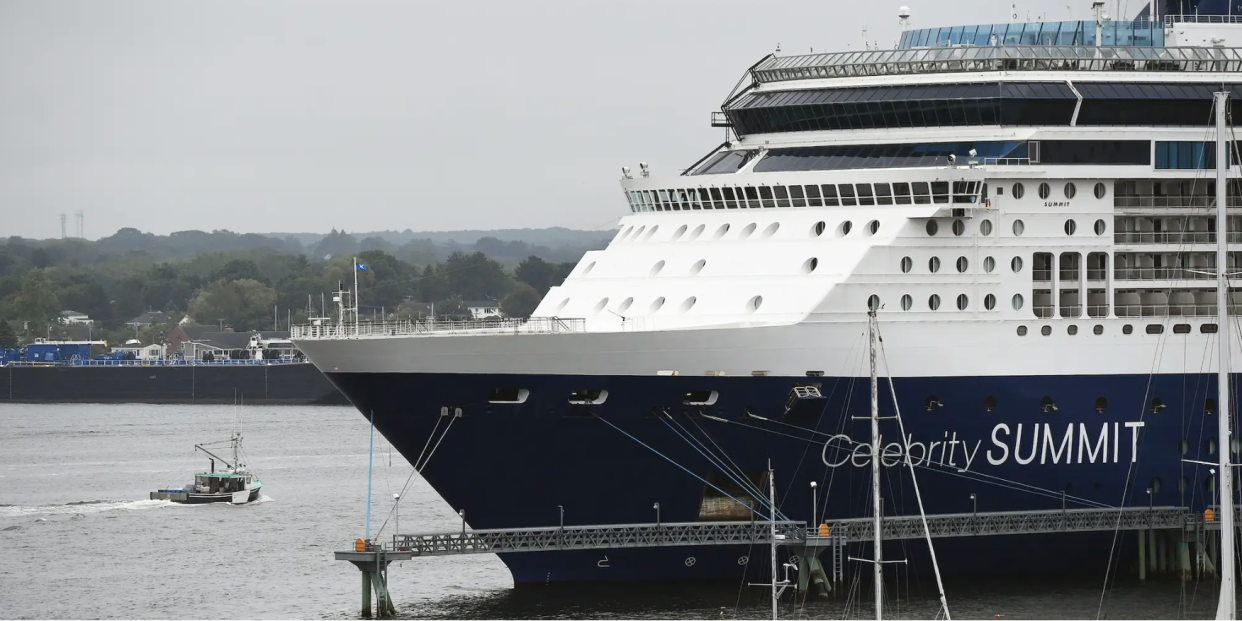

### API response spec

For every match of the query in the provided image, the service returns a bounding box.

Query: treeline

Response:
[0,227,603,343]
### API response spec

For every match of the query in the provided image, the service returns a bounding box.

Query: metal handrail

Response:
[292,317,588,340]
[0,358,305,367]
[1114,197,1242,208]
[1114,232,1242,244]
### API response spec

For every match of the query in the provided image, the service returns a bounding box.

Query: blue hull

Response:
[326,371,1227,583]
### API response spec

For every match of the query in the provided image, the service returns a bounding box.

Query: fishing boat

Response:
[151,432,262,505]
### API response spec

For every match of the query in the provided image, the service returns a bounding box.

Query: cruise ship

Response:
[296,0,1242,584]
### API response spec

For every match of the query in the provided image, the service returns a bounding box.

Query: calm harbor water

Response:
[0,403,1228,619]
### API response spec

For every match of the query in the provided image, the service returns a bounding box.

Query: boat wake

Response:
[0,499,173,518]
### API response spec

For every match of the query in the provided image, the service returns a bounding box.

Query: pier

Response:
[336,505,1222,618]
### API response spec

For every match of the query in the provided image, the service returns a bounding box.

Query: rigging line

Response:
[658,413,785,519]
[665,408,773,509]
[591,412,767,519]
[876,321,951,621]
[374,413,459,538]
[677,410,785,518]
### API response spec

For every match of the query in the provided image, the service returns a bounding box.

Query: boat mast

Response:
[1215,89,1236,621]
[769,463,778,621]
[869,310,883,620]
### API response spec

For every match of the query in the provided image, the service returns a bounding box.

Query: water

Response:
[0,404,1228,619]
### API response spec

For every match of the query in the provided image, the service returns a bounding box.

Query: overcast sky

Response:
[1,0,1090,239]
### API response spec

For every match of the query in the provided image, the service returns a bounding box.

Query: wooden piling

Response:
[1149,529,1159,575]
[1178,540,1192,581]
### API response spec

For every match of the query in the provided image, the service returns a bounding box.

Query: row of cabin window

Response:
[626,181,983,212]
[1016,323,1219,336]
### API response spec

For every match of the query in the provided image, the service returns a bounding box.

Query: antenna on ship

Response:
[898,6,911,30]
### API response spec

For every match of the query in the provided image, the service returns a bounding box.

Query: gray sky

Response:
[3,0,1029,239]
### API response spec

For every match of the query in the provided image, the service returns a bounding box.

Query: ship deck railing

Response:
[0,358,307,367]
[357,506,1212,559]
[292,317,587,340]
[751,45,1242,84]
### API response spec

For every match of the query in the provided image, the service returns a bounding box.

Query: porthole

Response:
[1123,324,1133,334]
[900,294,912,311]
[689,224,705,241]
[1011,256,1024,273]
[1041,326,1052,336]
[1068,325,1078,335]
[813,221,826,237]
[956,294,968,310]
[634,225,646,238]
[1093,325,1103,335]
[1012,294,1024,310]
[1017,326,1028,336]
[1095,397,1107,413]
[556,298,571,312]
[929,257,941,273]
[648,297,666,313]
[690,259,706,276]
[1012,183,1025,199]
[1038,183,1050,200]
[1012,220,1025,236]
[740,223,757,239]
[617,297,634,313]
[867,220,880,235]
[650,260,665,276]
[1064,182,1077,199]
[1064,220,1077,236]
[983,256,996,273]
[956,256,969,273]
[714,224,731,240]
[1094,182,1106,199]
[929,294,941,311]
[802,258,819,274]
[583,261,596,276]
[1146,324,1164,335]
[981,220,993,236]
[679,296,697,313]
[673,225,688,241]
[747,295,763,313]
[1094,219,1106,235]
[984,294,996,310]
[901,257,913,273]
[644,225,659,240]
[838,221,853,236]
[762,222,780,238]
[984,396,997,412]
[1178,476,1190,493]
[952,219,965,236]
[593,298,609,314]
[619,226,633,241]
[926,220,939,236]
[867,295,881,311]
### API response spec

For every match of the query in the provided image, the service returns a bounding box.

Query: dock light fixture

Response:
[810,482,818,528]
[654,502,660,528]
[459,509,466,538]
[394,493,401,542]
[970,493,977,532]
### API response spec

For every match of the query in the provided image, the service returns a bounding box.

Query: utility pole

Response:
[59,214,67,239]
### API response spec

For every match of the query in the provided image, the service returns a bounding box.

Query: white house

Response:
[59,310,92,325]
[463,300,503,320]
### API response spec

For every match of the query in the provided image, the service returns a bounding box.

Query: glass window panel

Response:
[773,185,791,208]
[722,187,738,209]
[805,185,822,207]
[744,186,760,208]
[821,184,839,206]
[856,183,875,206]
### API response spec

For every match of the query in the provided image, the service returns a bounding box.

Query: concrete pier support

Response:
[1157,530,1169,575]
[1178,540,1192,581]
[1138,529,1147,580]
[337,548,411,619]
[361,571,372,618]
[1149,529,1159,575]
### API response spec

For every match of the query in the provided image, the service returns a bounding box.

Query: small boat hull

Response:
[150,486,262,505]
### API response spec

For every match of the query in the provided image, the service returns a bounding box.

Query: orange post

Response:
[818,523,830,538]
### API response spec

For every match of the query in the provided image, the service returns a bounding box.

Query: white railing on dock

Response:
[292,317,587,340]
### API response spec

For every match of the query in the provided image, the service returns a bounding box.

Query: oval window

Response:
[673,224,688,240]
[901,256,913,273]
[956,256,969,273]
[1012,183,1025,199]
[929,294,941,311]
[1094,219,1106,235]
[617,297,634,313]
[926,220,939,236]
[650,260,665,276]
[952,219,965,236]
[740,223,757,239]
[1064,182,1077,199]
[867,295,880,311]
[984,256,996,273]
[1017,326,1028,336]
[1012,256,1024,273]
[689,224,705,240]
[648,297,666,313]
[981,220,993,236]
[802,258,818,274]
[747,295,764,312]
[984,294,996,310]
[690,259,706,275]
[714,224,731,240]
[593,297,610,314]
[1012,294,1025,310]
[813,221,826,237]
[1038,183,1050,200]
[901,294,913,311]
[838,221,853,236]
[1064,220,1077,236]
[868,220,880,235]
[1013,220,1025,236]
[762,222,780,238]
[679,296,697,313]
[929,257,941,273]
[1094,182,1106,199]
[957,294,969,310]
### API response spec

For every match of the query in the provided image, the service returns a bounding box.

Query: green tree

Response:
[501,282,542,318]
[443,251,511,300]
[211,259,269,285]
[434,295,470,321]
[188,278,277,331]
[514,256,557,295]
[0,317,16,348]
[15,268,59,322]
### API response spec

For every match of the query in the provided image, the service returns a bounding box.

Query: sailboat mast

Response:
[869,311,882,620]
[1215,89,1236,621]
[769,464,778,621]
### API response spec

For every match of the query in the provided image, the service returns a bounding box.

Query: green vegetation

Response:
[0,227,606,344]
